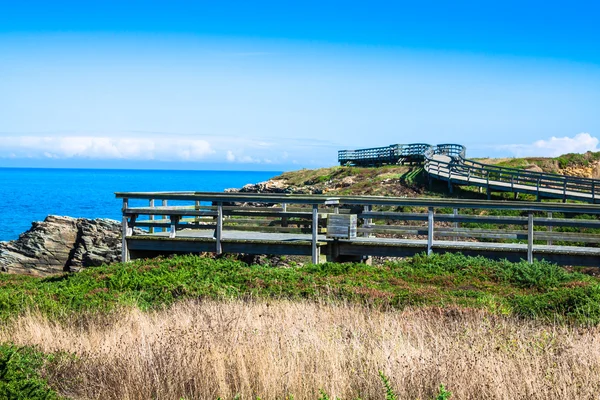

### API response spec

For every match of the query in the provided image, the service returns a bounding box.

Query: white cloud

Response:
[501,133,599,157]
[0,136,214,162]
[238,155,261,163]
[225,150,266,164]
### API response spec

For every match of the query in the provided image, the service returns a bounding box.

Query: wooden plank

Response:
[527,212,534,263]
[216,203,223,254]
[326,214,357,239]
[125,208,218,217]
[224,226,326,234]
[169,215,179,239]
[121,198,129,262]
[359,211,600,228]
[312,204,319,264]
[427,207,434,255]
[224,210,314,218]
[149,199,155,234]
[116,191,600,213]
[133,221,217,230]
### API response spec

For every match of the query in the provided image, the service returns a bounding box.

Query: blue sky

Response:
[1,1,599,170]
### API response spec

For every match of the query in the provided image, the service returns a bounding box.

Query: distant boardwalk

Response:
[339,143,600,203]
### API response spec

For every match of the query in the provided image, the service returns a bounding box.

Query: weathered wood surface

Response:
[326,214,357,239]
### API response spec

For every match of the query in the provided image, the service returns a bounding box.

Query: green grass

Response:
[0,344,63,399]
[1,254,599,398]
[0,253,598,324]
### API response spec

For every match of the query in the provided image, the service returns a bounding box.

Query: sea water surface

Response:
[0,168,279,241]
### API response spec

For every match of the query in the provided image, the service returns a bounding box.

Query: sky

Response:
[1,1,599,170]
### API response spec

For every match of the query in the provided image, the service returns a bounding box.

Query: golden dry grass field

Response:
[3,300,600,400]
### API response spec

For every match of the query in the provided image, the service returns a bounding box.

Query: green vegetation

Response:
[0,253,598,324]
[1,255,599,398]
[0,344,63,399]
[556,151,600,169]
[315,372,451,400]
[274,165,425,196]
[483,151,600,174]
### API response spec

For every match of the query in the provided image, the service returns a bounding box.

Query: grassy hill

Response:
[271,164,426,196]
[2,254,600,399]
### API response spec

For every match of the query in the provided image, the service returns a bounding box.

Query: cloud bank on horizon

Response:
[1,133,597,165]
[503,133,599,158]
[0,133,328,168]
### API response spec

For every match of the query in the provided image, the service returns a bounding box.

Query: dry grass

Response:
[2,300,600,399]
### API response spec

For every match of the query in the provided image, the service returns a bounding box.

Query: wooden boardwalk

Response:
[117,192,600,267]
[339,143,600,203]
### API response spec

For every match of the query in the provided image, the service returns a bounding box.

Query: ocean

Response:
[0,168,279,242]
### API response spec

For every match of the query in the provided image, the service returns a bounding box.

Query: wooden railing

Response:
[117,192,342,264]
[424,145,599,202]
[116,192,600,265]
[338,142,599,202]
[338,143,431,165]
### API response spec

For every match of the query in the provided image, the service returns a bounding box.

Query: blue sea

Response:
[0,168,279,242]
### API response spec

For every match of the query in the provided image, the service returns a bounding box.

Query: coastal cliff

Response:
[0,216,124,275]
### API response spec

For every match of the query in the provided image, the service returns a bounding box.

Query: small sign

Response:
[327,214,357,239]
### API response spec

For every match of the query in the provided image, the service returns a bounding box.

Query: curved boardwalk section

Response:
[339,143,600,203]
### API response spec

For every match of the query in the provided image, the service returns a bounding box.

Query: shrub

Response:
[0,344,61,399]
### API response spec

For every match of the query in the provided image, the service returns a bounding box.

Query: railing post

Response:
[536,177,541,202]
[563,178,567,203]
[149,199,155,234]
[486,171,491,200]
[593,181,596,202]
[453,208,458,229]
[363,205,372,237]
[547,212,553,246]
[448,162,453,193]
[161,199,168,232]
[312,204,319,264]
[427,207,434,256]
[195,200,201,225]
[216,202,223,254]
[281,202,288,227]
[121,198,130,262]
[527,211,534,264]
[169,215,178,239]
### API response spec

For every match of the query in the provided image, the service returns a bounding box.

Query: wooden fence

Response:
[116,192,600,266]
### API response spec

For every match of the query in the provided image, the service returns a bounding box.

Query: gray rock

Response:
[0,215,125,276]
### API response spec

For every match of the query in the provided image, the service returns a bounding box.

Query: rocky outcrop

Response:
[561,162,600,179]
[524,164,544,173]
[0,216,124,276]
[226,179,323,195]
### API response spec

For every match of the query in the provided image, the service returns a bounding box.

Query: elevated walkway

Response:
[339,143,600,203]
[116,192,600,267]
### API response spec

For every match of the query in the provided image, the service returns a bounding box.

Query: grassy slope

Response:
[1,254,599,325]
[272,164,426,196]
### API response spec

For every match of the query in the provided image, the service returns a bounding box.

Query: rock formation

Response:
[226,179,322,194]
[0,216,124,276]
